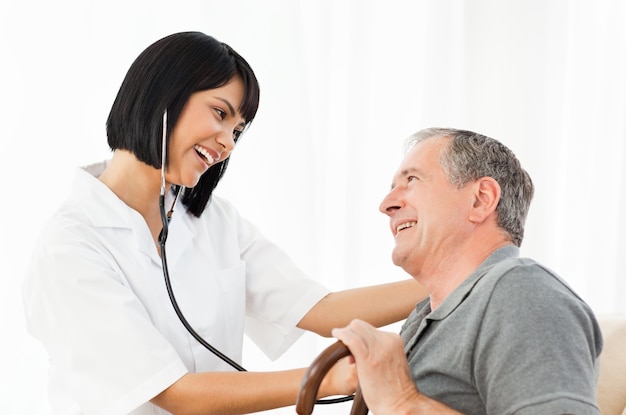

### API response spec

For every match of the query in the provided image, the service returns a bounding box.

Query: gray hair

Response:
[404,128,534,247]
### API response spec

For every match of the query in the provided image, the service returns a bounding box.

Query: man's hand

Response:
[332,319,421,414]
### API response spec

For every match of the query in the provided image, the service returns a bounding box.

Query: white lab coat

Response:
[23,163,330,415]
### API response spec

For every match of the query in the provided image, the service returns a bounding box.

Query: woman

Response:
[23,32,427,415]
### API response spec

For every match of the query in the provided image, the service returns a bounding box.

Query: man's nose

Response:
[379,188,403,215]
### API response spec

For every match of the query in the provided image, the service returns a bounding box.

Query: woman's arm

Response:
[152,370,304,415]
[298,279,427,336]
[152,363,356,415]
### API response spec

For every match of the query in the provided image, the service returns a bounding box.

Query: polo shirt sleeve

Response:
[23,220,188,415]
[473,262,602,415]
[216,198,330,361]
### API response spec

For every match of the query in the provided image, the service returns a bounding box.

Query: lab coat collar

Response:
[72,162,193,266]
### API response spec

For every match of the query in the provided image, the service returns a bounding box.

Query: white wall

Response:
[1,1,625,413]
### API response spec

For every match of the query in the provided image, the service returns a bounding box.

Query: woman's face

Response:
[166,76,246,188]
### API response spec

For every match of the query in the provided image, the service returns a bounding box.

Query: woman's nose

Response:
[216,130,236,153]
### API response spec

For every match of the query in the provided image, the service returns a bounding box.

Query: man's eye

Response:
[408,176,418,182]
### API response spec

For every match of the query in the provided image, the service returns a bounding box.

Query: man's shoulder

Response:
[481,256,579,299]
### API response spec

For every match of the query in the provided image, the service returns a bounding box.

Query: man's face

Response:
[379,137,476,277]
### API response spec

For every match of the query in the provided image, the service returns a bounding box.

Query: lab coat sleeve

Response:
[23,219,188,415]
[213,197,330,360]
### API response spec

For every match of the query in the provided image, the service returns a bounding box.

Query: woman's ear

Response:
[469,177,501,223]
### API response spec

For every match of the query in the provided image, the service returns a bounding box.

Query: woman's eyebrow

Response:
[216,97,236,116]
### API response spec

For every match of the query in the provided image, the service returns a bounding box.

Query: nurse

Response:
[23,32,427,415]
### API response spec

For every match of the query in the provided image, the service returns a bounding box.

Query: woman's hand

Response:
[317,350,358,398]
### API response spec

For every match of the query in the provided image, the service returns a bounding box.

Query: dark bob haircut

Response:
[106,31,260,216]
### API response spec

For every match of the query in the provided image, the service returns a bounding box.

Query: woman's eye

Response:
[233,129,244,141]
[215,108,226,119]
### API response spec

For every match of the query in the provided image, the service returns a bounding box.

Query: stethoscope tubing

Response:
[157,111,352,405]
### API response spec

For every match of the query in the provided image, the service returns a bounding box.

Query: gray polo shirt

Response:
[400,245,602,415]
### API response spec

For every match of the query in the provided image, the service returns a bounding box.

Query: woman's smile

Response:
[193,144,218,168]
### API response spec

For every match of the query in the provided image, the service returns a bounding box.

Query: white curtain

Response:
[1,1,624,413]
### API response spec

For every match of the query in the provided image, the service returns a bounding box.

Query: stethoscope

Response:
[156,111,353,405]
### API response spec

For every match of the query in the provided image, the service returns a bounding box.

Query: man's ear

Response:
[469,177,501,223]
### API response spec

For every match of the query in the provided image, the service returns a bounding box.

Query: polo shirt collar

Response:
[429,245,520,321]
[402,245,520,354]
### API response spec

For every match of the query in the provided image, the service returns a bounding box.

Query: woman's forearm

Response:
[299,279,427,336]
[152,358,356,415]
[152,369,305,415]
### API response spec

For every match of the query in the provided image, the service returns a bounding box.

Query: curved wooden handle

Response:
[296,341,368,415]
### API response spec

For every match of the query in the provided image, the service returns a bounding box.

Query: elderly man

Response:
[333,128,602,415]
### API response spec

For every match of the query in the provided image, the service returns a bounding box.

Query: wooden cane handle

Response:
[295,341,368,415]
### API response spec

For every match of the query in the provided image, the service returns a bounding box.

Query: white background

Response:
[1,1,625,413]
